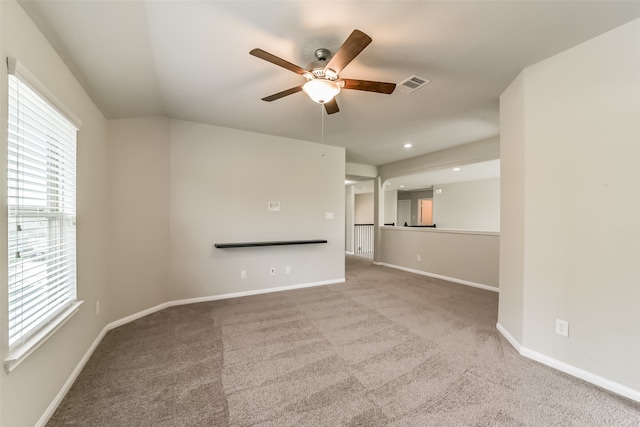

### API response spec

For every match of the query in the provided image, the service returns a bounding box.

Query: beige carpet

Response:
[47,255,640,426]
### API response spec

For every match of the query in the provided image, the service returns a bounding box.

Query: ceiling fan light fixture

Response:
[302,79,341,104]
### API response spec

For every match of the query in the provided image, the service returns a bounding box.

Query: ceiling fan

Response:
[250,30,396,115]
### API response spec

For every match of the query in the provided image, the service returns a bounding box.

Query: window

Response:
[5,58,82,370]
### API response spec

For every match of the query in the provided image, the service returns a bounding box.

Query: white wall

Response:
[499,18,640,395]
[168,120,345,300]
[433,178,500,231]
[0,2,110,426]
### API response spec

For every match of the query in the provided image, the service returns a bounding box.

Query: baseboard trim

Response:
[374,261,498,293]
[520,347,640,403]
[496,323,640,403]
[106,278,345,328]
[107,301,172,330]
[495,322,522,352]
[36,277,345,426]
[168,278,346,307]
[35,325,110,427]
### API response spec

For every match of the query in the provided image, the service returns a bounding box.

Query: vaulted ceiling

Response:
[19,1,640,166]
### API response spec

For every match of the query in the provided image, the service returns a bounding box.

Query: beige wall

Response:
[498,73,526,345]
[355,190,398,225]
[345,185,355,253]
[499,18,640,394]
[168,120,345,301]
[433,178,500,231]
[378,136,499,180]
[107,117,171,321]
[398,189,432,226]
[0,1,110,426]
[355,192,374,224]
[384,190,398,225]
[377,139,501,284]
[380,228,499,289]
[108,118,346,308]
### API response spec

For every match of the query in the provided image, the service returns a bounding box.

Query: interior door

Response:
[419,199,433,225]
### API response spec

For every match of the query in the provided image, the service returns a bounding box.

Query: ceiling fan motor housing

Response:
[314,48,331,61]
[307,48,338,80]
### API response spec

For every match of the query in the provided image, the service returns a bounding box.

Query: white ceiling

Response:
[19,1,640,166]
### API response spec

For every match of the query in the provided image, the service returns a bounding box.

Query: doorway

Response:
[397,199,411,226]
[418,199,433,225]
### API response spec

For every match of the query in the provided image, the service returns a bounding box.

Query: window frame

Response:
[3,58,83,372]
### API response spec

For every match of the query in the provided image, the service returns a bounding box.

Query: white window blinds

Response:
[7,61,79,353]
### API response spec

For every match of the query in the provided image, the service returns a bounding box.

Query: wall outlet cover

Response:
[555,319,569,337]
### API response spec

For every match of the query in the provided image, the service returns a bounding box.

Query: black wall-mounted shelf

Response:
[214,239,327,249]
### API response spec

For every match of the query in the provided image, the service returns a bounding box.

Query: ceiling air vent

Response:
[398,75,431,94]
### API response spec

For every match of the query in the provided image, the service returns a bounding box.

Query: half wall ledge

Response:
[214,240,328,249]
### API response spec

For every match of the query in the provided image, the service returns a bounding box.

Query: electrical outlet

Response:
[241,270,246,279]
[285,265,291,274]
[95,300,100,316]
[270,267,276,276]
[555,319,569,337]
[417,254,422,262]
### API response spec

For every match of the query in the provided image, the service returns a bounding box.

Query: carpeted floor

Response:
[47,255,640,426]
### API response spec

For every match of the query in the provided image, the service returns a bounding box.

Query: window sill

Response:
[4,300,84,373]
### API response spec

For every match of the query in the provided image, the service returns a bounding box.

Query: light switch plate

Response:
[268,201,280,211]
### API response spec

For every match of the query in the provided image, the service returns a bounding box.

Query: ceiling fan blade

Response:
[261,86,303,102]
[250,48,308,75]
[342,79,396,94]
[324,98,339,115]
[325,30,372,74]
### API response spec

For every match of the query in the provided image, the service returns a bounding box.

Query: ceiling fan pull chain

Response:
[321,103,325,145]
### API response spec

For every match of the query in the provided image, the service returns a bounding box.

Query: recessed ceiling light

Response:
[453,167,461,171]
[400,185,405,188]
[403,143,413,149]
